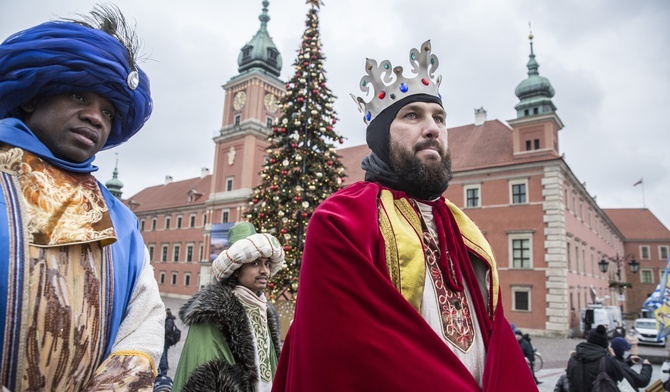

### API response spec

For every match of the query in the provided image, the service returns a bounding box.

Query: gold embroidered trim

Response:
[379,190,425,311]
[109,350,157,377]
[378,201,399,290]
[445,199,499,314]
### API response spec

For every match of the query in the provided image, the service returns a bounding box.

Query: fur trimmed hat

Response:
[587,324,610,348]
[211,222,285,281]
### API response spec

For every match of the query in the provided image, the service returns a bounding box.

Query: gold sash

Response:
[378,190,499,313]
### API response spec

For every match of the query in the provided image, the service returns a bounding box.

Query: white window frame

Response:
[508,232,533,269]
[161,244,169,262]
[225,176,234,192]
[511,286,532,312]
[464,184,481,208]
[659,246,669,260]
[173,244,180,262]
[186,244,194,262]
[222,209,230,223]
[165,216,171,230]
[151,218,157,231]
[176,215,183,229]
[640,269,653,284]
[190,214,196,228]
[509,179,528,205]
[171,272,178,285]
[148,244,155,261]
[640,245,650,260]
[159,271,166,285]
[184,273,191,287]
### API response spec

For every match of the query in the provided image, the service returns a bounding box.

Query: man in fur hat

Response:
[0,4,163,391]
[172,222,285,392]
[272,41,535,392]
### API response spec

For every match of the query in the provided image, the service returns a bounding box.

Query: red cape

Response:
[272,182,537,392]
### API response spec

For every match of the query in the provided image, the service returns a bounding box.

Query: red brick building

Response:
[114,5,669,336]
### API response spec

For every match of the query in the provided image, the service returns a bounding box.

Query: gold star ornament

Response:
[306,0,324,9]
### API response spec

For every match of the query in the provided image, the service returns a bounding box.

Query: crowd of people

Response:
[0,3,666,392]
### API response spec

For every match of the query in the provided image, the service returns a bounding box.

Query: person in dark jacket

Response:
[516,330,542,385]
[158,308,178,376]
[610,336,652,391]
[567,324,625,392]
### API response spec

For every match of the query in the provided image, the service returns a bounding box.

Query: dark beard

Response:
[390,139,452,200]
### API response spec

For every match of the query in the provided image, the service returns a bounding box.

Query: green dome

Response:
[105,156,123,199]
[105,176,123,189]
[514,37,556,118]
[237,1,282,77]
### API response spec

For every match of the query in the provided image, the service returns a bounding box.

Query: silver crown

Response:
[351,40,442,124]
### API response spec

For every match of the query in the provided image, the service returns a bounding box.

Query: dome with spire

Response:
[105,155,124,199]
[237,0,282,77]
[514,33,556,118]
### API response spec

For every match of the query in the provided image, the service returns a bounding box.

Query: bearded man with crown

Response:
[271,41,537,392]
[0,5,164,390]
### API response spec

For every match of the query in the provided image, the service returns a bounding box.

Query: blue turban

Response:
[0,19,152,149]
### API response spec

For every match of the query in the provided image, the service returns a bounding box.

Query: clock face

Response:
[233,91,246,110]
[264,93,279,112]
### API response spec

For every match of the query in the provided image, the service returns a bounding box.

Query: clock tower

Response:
[208,0,285,225]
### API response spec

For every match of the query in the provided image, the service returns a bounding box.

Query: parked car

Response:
[634,318,666,347]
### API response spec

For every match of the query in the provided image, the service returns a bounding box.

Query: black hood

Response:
[574,341,609,363]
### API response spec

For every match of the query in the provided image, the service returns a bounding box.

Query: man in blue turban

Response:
[0,4,164,391]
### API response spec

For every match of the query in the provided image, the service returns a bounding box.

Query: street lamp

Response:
[598,254,640,315]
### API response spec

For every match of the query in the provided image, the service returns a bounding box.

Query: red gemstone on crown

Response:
[378,91,386,99]
[421,78,429,86]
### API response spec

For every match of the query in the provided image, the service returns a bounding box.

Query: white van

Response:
[580,304,623,338]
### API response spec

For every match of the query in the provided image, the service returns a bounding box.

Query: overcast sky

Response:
[2,0,669,228]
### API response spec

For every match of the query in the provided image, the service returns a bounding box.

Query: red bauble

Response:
[294,196,302,201]
[327,160,333,166]
[252,198,258,203]
[269,158,276,164]
[280,128,287,134]
[280,228,287,234]
[302,212,308,217]
[260,213,265,218]
[312,89,319,94]
[339,138,344,144]
[281,170,288,175]
[292,143,299,148]
[298,97,304,103]
[283,246,292,251]
[326,125,333,131]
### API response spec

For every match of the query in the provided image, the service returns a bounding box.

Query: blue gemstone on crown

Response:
[399,83,408,93]
[366,111,371,121]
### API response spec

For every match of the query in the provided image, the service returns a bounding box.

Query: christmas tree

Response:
[248,1,346,301]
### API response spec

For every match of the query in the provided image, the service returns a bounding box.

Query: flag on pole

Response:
[634,178,643,186]
[642,257,670,339]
